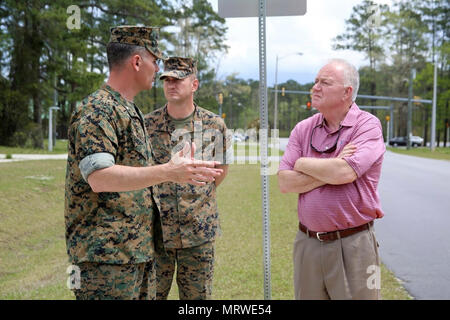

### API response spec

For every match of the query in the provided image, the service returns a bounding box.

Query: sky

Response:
[207,0,392,86]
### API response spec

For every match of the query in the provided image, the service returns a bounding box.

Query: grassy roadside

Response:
[387,146,450,161]
[0,160,72,299]
[0,161,411,300]
[0,140,68,155]
[0,140,285,157]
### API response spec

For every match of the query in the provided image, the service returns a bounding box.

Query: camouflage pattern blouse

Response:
[145,105,231,249]
[65,84,159,265]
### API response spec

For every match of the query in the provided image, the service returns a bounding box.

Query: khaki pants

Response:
[155,242,215,300]
[293,224,381,300]
[74,260,156,300]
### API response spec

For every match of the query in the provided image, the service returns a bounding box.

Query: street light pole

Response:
[218,93,223,118]
[273,55,279,132]
[431,0,438,150]
[48,107,60,152]
[431,59,437,151]
[229,93,233,129]
[407,68,415,150]
[273,52,302,132]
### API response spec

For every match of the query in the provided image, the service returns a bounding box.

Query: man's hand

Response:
[167,142,223,186]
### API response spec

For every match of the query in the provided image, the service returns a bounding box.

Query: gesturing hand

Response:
[168,142,223,186]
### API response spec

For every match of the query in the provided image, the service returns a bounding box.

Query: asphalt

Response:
[376,151,450,300]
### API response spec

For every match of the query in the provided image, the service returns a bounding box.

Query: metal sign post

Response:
[218,0,307,300]
[219,0,306,18]
[257,0,271,300]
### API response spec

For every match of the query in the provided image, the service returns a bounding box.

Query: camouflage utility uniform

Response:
[64,26,163,300]
[145,57,231,299]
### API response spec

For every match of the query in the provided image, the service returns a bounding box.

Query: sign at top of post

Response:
[218,0,307,18]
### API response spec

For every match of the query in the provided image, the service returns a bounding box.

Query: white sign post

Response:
[219,0,306,18]
[218,0,307,300]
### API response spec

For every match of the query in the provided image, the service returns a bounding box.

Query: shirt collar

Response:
[340,102,360,127]
[317,102,360,129]
[102,84,134,109]
[160,103,202,133]
[102,84,144,122]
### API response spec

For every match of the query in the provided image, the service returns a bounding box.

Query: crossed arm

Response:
[278,144,358,194]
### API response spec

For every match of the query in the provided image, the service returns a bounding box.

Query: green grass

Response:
[387,146,450,161]
[0,140,68,155]
[0,161,411,300]
[0,160,73,299]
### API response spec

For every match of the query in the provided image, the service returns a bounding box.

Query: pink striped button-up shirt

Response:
[278,103,385,232]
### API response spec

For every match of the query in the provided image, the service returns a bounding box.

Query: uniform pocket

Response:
[130,123,150,161]
[149,132,172,164]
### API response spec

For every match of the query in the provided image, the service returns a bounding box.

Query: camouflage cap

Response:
[109,25,163,59]
[160,57,197,80]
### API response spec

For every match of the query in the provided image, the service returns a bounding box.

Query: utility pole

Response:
[48,107,60,152]
[385,115,391,146]
[273,52,302,132]
[274,55,279,132]
[430,0,438,151]
[218,93,223,117]
[431,60,437,151]
[407,68,415,150]
[48,76,60,152]
[229,93,233,129]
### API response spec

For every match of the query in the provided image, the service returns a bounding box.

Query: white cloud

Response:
[208,0,392,85]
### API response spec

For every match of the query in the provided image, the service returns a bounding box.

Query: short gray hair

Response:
[106,42,148,70]
[328,58,360,101]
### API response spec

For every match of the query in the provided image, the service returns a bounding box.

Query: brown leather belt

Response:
[299,221,374,242]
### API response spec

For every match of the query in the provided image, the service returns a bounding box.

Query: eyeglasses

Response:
[310,124,343,153]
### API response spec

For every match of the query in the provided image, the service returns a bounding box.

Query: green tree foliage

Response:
[333,0,388,111]
[164,0,229,120]
[0,0,173,146]
[334,0,449,144]
[1,0,448,145]
[333,0,388,70]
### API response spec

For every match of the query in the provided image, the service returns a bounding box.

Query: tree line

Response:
[0,0,228,147]
[333,0,448,145]
[0,0,448,147]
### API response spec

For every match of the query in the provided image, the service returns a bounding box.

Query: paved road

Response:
[376,151,450,300]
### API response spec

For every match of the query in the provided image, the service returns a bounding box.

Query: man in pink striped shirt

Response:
[278,59,385,300]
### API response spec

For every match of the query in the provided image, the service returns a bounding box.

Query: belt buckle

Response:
[316,232,326,242]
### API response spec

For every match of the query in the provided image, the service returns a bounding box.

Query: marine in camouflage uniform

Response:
[64,26,163,300]
[145,57,232,300]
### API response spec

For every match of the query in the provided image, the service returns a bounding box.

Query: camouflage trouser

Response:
[73,260,156,300]
[155,241,215,300]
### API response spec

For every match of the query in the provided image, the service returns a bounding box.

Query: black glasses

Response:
[310,124,343,153]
